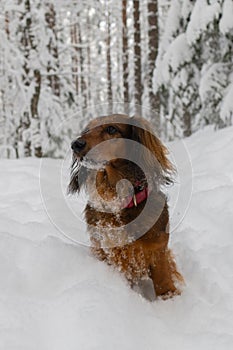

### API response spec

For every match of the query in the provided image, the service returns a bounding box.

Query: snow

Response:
[155,33,193,87]
[1,126,233,349]
[221,82,233,124]
[199,63,229,102]
[159,0,181,50]
[186,0,221,45]
[199,63,233,125]
[219,0,233,34]
[154,0,233,139]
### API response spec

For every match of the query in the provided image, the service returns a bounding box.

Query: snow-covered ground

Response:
[1,126,233,350]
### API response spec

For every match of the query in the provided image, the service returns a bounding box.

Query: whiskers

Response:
[68,157,83,194]
[68,156,107,194]
[71,157,80,174]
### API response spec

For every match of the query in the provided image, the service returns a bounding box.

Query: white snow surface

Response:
[1,126,233,349]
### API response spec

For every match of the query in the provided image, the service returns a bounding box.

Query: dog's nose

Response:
[71,138,86,152]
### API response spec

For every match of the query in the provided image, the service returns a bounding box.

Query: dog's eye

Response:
[81,128,89,135]
[105,125,118,135]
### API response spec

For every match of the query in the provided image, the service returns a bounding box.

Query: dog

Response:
[69,114,183,299]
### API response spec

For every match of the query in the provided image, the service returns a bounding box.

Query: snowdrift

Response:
[0,126,233,350]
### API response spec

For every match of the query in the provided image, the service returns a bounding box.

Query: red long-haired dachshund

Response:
[69,114,183,300]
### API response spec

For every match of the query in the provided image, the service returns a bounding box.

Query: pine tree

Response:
[133,0,143,113]
[147,0,160,131]
[1,0,232,159]
[19,0,42,157]
[154,0,197,138]
[195,0,233,128]
[106,2,113,113]
[155,0,233,139]
[122,0,129,105]
[45,1,60,97]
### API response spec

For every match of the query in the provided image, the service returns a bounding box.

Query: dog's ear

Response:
[68,156,87,194]
[131,117,174,183]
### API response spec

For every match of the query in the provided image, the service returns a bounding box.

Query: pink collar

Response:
[123,182,149,209]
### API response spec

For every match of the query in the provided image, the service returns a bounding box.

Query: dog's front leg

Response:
[150,249,179,298]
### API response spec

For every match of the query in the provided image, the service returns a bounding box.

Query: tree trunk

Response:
[31,69,42,157]
[133,0,142,114]
[122,0,129,106]
[183,109,191,138]
[70,23,79,95]
[147,0,160,132]
[45,2,60,97]
[20,0,42,157]
[78,23,87,110]
[5,10,10,38]
[106,6,113,113]
[87,12,92,106]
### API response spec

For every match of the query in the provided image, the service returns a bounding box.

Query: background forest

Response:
[0,0,232,158]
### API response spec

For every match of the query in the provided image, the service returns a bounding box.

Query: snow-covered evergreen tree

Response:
[0,0,232,158]
[154,0,200,139]
[154,0,233,139]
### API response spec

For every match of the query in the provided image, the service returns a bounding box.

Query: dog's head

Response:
[68,114,174,195]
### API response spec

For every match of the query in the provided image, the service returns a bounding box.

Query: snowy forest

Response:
[0,0,232,158]
[1,1,233,347]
